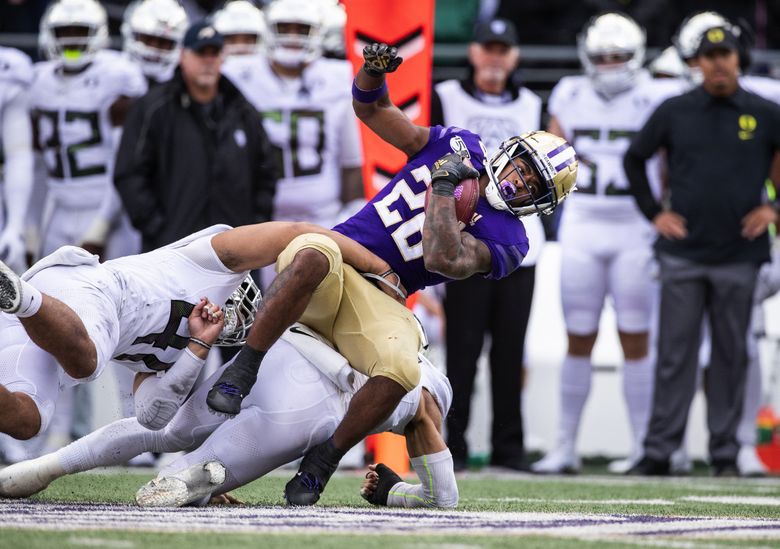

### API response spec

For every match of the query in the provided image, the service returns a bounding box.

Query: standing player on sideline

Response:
[207,42,578,505]
[222,0,365,232]
[0,221,395,443]
[0,325,458,510]
[212,0,266,58]
[0,46,34,275]
[121,0,189,86]
[32,0,147,261]
[531,13,682,475]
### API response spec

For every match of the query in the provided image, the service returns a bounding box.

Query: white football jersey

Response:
[741,75,780,105]
[223,55,362,225]
[29,49,147,208]
[549,71,684,221]
[0,46,32,127]
[435,79,546,265]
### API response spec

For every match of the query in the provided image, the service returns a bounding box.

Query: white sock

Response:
[557,355,592,450]
[623,355,654,455]
[16,279,42,318]
[57,417,166,473]
[386,448,458,508]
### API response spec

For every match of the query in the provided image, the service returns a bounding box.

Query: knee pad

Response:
[276,233,343,275]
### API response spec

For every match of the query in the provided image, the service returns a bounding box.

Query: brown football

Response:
[424,176,480,227]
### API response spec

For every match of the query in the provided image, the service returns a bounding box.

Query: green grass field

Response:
[2,468,780,548]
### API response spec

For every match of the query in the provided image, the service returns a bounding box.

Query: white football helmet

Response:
[485,131,578,218]
[577,12,645,96]
[39,0,109,70]
[319,0,346,58]
[265,0,324,67]
[215,275,262,347]
[212,0,266,56]
[121,0,188,82]
[649,46,686,79]
[673,11,738,85]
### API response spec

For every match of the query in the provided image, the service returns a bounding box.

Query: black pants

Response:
[444,266,535,465]
[645,254,758,464]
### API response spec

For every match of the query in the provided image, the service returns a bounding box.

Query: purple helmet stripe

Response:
[554,156,577,172]
[547,142,571,158]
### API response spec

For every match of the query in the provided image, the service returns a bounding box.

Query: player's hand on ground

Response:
[360,464,381,500]
[742,204,779,240]
[362,43,403,77]
[208,492,244,505]
[653,211,688,240]
[188,297,224,345]
[431,152,479,186]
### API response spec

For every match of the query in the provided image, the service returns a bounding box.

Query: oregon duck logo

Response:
[738,114,757,140]
[706,28,725,43]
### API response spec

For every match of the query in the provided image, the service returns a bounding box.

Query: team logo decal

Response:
[449,135,470,158]
[738,114,757,141]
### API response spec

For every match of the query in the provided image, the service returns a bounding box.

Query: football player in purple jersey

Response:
[207,42,578,506]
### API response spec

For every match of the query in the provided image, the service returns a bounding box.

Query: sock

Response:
[557,355,592,450]
[16,279,42,318]
[386,448,458,508]
[300,437,345,481]
[231,345,267,380]
[623,355,654,456]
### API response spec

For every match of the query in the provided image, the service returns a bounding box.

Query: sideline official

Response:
[624,27,780,476]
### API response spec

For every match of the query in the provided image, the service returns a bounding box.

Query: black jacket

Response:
[114,68,277,251]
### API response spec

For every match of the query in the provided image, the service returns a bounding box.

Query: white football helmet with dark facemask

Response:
[265,0,324,67]
[121,0,188,82]
[485,131,578,218]
[39,0,109,70]
[213,0,266,57]
[577,12,646,96]
[215,275,262,347]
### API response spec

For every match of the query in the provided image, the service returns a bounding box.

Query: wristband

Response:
[431,179,455,197]
[352,79,388,104]
[189,337,212,351]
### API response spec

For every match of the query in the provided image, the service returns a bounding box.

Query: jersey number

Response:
[373,166,431,262]
[33,109,107,179]
[113,300,195,371]
[262,109,325,178]
[571,128,636,196]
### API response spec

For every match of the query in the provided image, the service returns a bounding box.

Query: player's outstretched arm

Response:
[361,390,458,508]
[213,221,395,281]
[353,43,429,158]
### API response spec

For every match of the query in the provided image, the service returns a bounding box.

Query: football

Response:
[424,176,480,227]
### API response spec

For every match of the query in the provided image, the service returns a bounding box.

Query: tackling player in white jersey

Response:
[32,0,148,262]
[222,0,364,230]
[121,0,189,86]
[0,47,34,275]
[0,221,394,443]
[0,326,459,510]
[531,13,683,475]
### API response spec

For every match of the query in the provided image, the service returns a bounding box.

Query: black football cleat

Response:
[284,439,342,506]
[626,456,670,476]
[362,463,403,506]
[206,368,255,416]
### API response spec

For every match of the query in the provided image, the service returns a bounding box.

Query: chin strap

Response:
[363,269,407,300]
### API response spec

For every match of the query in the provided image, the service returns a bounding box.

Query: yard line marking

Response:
[67,537,136,548]
[681,496,780,506]
[468,498,675,505]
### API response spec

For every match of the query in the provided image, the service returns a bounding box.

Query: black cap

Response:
[183,20,224,52]
[472,18,518,47]
[697,26,739,56]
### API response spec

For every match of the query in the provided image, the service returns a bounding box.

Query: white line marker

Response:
[681,496,780,506]
[67,537,136,548]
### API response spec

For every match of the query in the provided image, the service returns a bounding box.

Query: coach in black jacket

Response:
[114,21,276,252]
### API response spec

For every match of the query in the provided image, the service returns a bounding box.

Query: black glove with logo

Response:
[430,152,479,197]
[362,42,403,77]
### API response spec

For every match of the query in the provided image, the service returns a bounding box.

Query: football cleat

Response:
[530,446,581,475]
[737,445,767,478]
[0,259,22,313]
[0,453,65,498]
[669,447,693,475]
[284,439,341,506]
[607,455,641,475]
[135,461,226,507]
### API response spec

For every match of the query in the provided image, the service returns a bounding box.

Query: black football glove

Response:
[362,43,403,77]
[431,152,480,190]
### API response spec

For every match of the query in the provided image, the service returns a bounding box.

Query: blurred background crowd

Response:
[2,0,780,480]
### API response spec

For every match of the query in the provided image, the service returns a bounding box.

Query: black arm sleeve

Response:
[247,108,278,223]
[624,102,669,222]
[430,88,444,127]
[113,98,165,236]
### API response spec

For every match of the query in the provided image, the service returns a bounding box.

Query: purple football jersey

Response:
[333,126,528,294]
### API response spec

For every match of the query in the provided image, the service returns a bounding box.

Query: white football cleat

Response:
[530,446,581,474]
[669,447,692,475]
[737,445,767,477]
[607,456,640,474]
[0,259,22,313]
[135,460,226,507]
[0,453,65,498]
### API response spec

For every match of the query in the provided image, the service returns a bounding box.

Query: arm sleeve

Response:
[113,98,166,237]
[625,103,669,222]
[385,448,459,508]
[248,108,278,223]
[339,109,363,169]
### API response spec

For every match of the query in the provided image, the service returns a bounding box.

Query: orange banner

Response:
[342,0,435,199]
